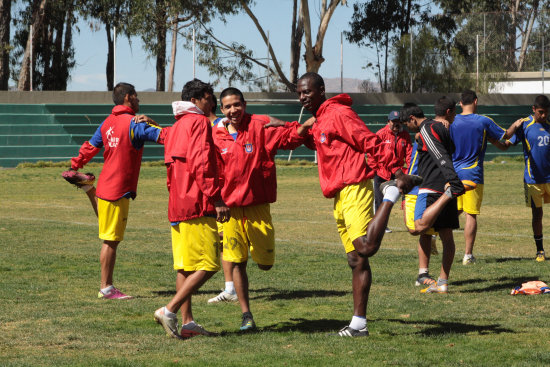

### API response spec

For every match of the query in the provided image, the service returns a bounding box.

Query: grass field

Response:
[1,160,550,366]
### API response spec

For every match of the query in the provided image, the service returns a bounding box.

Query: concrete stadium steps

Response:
[0,102,527,167]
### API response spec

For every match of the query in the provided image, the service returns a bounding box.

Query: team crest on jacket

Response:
[106,126,119,148]
[320,133,327,143]
[245,143,253,153]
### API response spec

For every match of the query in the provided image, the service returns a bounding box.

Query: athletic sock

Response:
[463,254,473,259]
[382,185,400,204]
[534,235,544,252]
[164,307,177,318]
[444,185,452,198]
[436,278,448,287]
[100,285,114,295]
[418,268,429,275]
[349,315,367,330]
[181,321,197,329]
[225,281,235,294]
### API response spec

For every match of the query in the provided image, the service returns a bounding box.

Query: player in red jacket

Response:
[69,82,165,300]
[154,79,230,339]
[212,87,306,331]
[374,111,413,232]
[295,72,419,337]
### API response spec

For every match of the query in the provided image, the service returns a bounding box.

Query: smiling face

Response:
[220,94,247,127]
[297,77,325,115]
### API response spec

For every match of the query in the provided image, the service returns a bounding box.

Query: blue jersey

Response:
[450,114,505,184]
[407,141,420,195]
[89,118,162,150]
[509,116,550,184]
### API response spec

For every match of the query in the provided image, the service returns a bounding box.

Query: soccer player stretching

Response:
[495,95,550,262]
[295,72,419,336]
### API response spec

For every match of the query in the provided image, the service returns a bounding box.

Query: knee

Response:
[103,240,119,249]
[258,264,272,271]
[347,251,369,270]
[352,237,378,258]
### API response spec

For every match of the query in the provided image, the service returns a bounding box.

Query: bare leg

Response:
[232,261,250,313]
[222,259,234,282]
[437,228,455,281]
[463,213,477,256]
[166,270,215,315]
[352,200,394,257]
[418,234,432,269]
[86,187,98,217]
[414,194,452,233]
[348,251,371,317]
[100,240,119,288]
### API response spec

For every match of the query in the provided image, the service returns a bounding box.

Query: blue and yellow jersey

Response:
[407,141,420,195]
[89,118,162,150]
[450,113,506,184]
[509,116,550,184]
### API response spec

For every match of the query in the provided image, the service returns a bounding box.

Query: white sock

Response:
[164,307,177,318]
[418,268,429,275]
[81,184,94,192]
[464,254,473,259]
[382,185,400,204]
[349,315,367,330]
[100,285,114,294]
[444,185,452,198]
[181,320,197,329]
[225,281,235,294]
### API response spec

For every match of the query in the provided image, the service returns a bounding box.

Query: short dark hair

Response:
[461,89,477,105]
[211,94,217,114]
[112,82,136,105]
[434,96,456,117]
[181,79,213,102]
[220,87,245,105]
[400,104,424,123]
[298,72,325,89]
[533,95,550,109]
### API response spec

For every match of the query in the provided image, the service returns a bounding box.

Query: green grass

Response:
[1,161,550,366]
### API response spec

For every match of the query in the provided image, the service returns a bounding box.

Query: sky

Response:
[67,1,379,92]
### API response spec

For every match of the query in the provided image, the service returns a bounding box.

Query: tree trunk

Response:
[383,30,389,91]
[106,24,114,91]
[167,20,177,92]
[290,0,304,86]
[517,0,538,72]
[60,0,75,91]
[0,0,12,90]
[18,0,48,91]
[155,0,166,91]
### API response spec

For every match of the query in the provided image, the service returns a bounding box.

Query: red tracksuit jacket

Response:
[303,94,398,198]
[375,124,412,180]
[213,114,303,208]
[164,109,222,222]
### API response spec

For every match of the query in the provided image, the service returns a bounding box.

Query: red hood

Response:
[112,105,136,115]
[317,94,353,116]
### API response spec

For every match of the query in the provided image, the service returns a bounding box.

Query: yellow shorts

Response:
[171,217,220,272]
[98,197,129,242]
[222,203,275,266]
[334,180,374,254]
[457,184,483,215]
[524,183,550,208]
[404,194,436,236]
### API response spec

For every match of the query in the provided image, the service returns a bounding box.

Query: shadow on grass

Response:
[455,275,543,293]
[260,318,348,333]
[150,287,349,300]
[388,318,514,336]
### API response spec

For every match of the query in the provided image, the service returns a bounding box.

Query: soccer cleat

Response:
[385,227,392,233]
[332,325,369,337]
[462,255,476,265]
[535,251,546,262]
[408,174,423,187]
[207,290,238,303]
[180,322,216,339]
[420,283,448,294]
[98,287,133,300]
[62,169,96,189]
[240,312,257,331]
[154,308,183,339]
[415,273,436,287]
